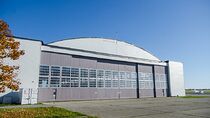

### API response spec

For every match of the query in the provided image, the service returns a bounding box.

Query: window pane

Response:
[149,74,153,80]
[105,71,112,79]
[130,72,137,88]
[62,67,71,77]
[71,78,79,87]
[89,79,96,87]
[50,77,60,87]
[97,79,104,87]
[156,74,160,81]
[105,80,111,87]
[160,74,167,81]
[80,78,88,87]
[150,81,154,88]
[131,72,137,80]
[51,66,60,76]
[61,78,70,87]
[112,80,118,87]
[145,81,150,89]
[139,81,145,89]
[39,65,49,76]
[126,80,132,88]
[112,72,119,88]
[155,74,167,89]
[113,72,119,79]
[139,72,153,89]
[162,82,166,88]
[120,72,126,87]
[132,80,136,88]
[125,72,131,88]
[39,77,48,87]
[80,69,88,78]
[89,69,96,78]
[120,80,126,87]
[126,72,131,79]
[97,70,104,78]
[71,68,79,77]
[120,72,126,79]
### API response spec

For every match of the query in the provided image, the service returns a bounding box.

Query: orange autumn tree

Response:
[0,19,24,93]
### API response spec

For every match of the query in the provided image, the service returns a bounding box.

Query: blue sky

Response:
[1,0,209,89]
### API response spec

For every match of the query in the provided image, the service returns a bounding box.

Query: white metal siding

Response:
[168,61,185,96]
[49,38,160,61]
[0,38,42,104]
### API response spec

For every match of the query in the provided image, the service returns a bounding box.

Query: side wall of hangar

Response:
[0,37,185,104]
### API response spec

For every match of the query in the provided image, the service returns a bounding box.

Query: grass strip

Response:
[0,107,97,118]
[178,96,210,98]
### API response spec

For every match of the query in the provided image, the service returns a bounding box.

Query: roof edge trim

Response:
[13,36,43,44]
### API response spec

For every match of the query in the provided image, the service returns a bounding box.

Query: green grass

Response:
[178,96,210,98]
[0,107,97,118]
[185,89,210,94]
[185,89,194,94]
[204,90,210,94]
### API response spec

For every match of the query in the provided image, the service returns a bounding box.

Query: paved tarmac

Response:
[45,97,210,118]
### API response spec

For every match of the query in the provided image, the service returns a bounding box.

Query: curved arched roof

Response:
[48,38,160,61]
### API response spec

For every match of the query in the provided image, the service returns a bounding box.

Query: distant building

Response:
[193,89,204,94]
[194,89,200,93]
[0,37,185,104]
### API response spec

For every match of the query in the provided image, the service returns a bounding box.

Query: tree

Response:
[0,19,24,93]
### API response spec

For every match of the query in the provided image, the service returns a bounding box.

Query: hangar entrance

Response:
[37,52,168,102]
[137,65,168,98]
[138,65,155,98]
[37,55,137,102]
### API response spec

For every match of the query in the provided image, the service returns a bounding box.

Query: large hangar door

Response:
[97,60,137,99]
[155,66,168,97]
[138,65,154,98]
[118,63,136,99]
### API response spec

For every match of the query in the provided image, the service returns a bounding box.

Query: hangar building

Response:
[0,37,185,104]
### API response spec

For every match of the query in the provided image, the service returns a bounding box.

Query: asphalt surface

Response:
[45,97,210,118]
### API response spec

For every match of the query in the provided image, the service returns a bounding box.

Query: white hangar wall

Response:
[0,38,42,104]
[167,61,185,96]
